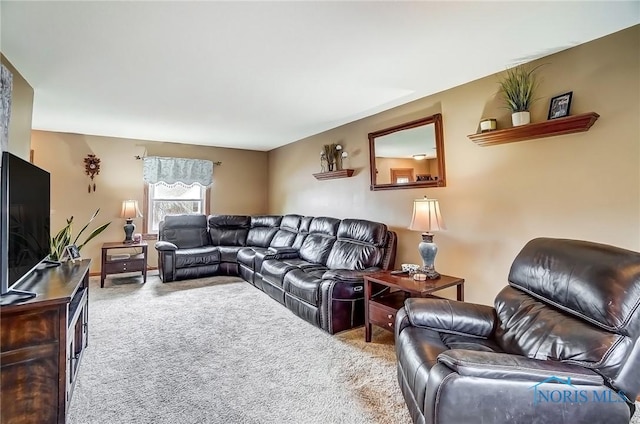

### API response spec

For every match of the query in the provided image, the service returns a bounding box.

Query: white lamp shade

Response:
[408,197,446,232]
[120,200,142,219]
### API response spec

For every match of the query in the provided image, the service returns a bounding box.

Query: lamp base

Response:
[123,219,135,244]
[421,267,441,280]
[418,233,441,279]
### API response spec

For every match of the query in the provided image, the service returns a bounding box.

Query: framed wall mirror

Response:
[368,113,446,190]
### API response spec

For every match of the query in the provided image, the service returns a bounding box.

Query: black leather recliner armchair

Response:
[395,238,640,424]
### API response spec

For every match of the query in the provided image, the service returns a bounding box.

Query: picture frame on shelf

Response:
[63,244,82,263]
[548,92,573,120]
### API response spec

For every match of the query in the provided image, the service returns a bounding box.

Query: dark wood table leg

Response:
[364,279,372,342]
[100,248,107,288]
[142,246,148,283]
[457,282,464,301]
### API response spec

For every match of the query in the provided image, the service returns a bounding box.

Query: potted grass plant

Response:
[499,64,543,127]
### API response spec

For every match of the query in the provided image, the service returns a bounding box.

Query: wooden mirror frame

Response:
[368,113,446,191]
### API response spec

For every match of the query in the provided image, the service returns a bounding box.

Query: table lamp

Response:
[120,200,142,243]
[408,196,446,279]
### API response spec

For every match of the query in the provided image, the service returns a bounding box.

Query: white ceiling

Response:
[1,1,638,152]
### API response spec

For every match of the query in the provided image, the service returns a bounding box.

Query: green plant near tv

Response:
[50,209,110,261]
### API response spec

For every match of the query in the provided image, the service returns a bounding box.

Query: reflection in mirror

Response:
[369,114,445,190]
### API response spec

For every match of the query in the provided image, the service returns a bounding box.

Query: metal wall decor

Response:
[84,154,101,192]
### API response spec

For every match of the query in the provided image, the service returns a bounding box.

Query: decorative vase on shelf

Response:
[511,111,531,126]
[341,151,348,170]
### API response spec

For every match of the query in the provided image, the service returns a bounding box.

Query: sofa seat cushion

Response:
[261,260,297,288]
[218,246,243,263]
[175,247,220,268]
[283,268,327,306]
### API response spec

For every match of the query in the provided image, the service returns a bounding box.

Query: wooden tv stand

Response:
[0,259,91,424]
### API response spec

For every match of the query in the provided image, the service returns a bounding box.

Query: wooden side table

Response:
[100,241,148,287]
[363,271,465,342]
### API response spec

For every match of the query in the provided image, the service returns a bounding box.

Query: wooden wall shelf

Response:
[467,112,599,146]
[313,169,355,180]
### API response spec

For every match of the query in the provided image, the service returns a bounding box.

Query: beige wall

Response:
[268,26,640,305]
[1,55,33,160]
[31,131,269,273]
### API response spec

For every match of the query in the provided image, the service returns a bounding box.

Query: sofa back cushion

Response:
[496,237,640,397]
[159,214,210,249]
[298,217,340,265]
[246,215,282,248]
[270,214,301,248]
[293,216,313,250]
[326,219,388,270]
[207,215,250,246]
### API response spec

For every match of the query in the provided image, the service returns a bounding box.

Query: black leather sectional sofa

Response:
[155,214,397,334]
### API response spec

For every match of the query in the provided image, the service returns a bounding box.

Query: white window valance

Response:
[142,156,213,187]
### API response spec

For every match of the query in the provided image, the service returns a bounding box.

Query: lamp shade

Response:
[120,200,142,219]
[408,196,446,233]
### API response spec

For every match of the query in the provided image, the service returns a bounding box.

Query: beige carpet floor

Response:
[68,274,412,424]
[69,273,639,424]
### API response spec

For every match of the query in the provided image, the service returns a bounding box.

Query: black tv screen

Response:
[1,152,51,293]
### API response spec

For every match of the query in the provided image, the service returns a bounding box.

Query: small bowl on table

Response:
[401,264,420,274]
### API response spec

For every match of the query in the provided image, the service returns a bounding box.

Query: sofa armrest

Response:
[156,242,177,282]
[437,350,604,386]
[267,246,299,259]
[155,241,178,251]
[404,298,497,339]
[322,268,381,283]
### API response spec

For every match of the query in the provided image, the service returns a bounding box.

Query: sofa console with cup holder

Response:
[155,214,397,334]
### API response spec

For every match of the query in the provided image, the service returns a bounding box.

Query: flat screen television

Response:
[0,151,51,303]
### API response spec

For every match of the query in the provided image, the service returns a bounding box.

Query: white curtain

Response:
[142,156,213,187]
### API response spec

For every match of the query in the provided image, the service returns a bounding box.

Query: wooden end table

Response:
[100,241,148,287]
[363,271,465,342]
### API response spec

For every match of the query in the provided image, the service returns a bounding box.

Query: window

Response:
[390,168,414,184]
[144,183,210,234]
[141,156,214,235]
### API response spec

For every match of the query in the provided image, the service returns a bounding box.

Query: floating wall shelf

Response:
[467,112,599,146]
[313,169,355,180]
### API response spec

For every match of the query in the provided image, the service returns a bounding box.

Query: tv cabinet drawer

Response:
[1,308,59,351]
